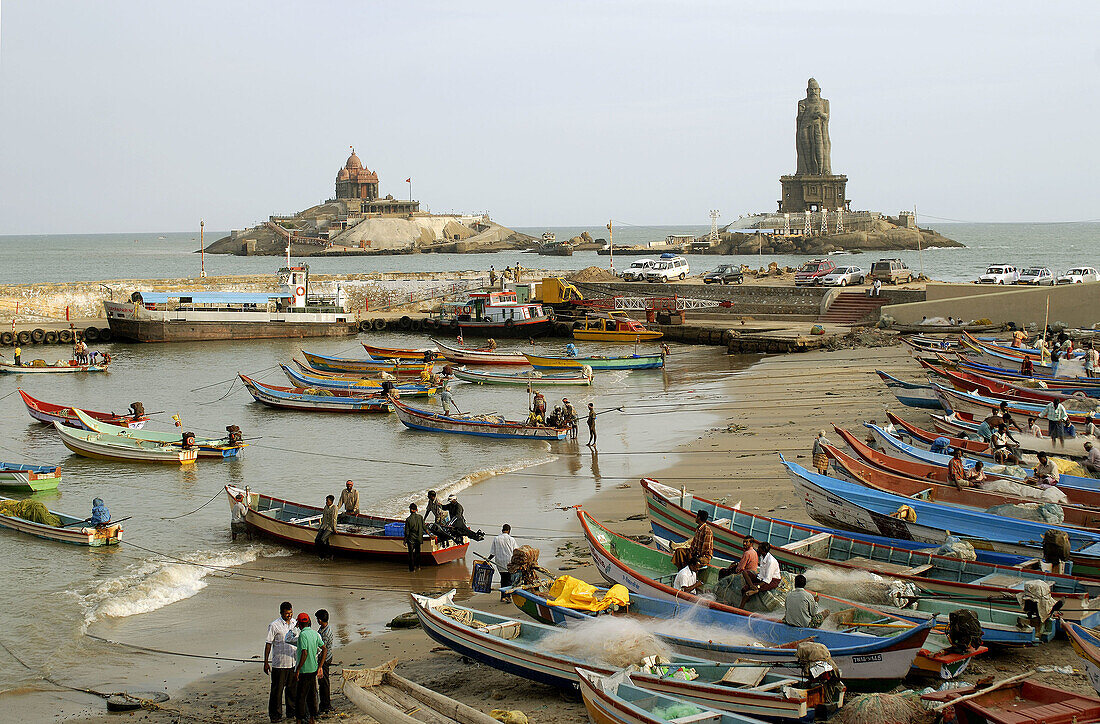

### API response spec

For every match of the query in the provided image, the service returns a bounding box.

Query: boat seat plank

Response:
[1011,558,1042,569]
[754,678,799,692]
[668,713,722,724]
[783,532,833,552]
[970,573,1030,589]
[718,662,769,687]
[288,515,323,525]
[902,564,934,576]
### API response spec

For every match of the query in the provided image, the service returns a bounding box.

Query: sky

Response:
[1,1,1098,234]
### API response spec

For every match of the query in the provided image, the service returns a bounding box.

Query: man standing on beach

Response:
[489,524,518,602]
[315,495,337,560]
[338,480,359,523]
[264,601,299,723]
[291,612,326,724]
[404,503,426,571]
[587,403,597,447]
[315,609,334,715]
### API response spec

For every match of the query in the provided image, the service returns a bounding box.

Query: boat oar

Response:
[61,515,132,529]
[930,670,1035,713]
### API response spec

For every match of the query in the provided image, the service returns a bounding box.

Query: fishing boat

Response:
[952,357,1100,394]
[392,400,567,440]
[934,383,1098,429]
[413,591,842,718]
[292,358,429,380]
[921,676,1100,724]
[875,371,941,409]
[72,409,246,459]
[901,335,963,353]
[239,375,392,413]
[640,478,1100,627]
[225,485,467,563]
[576,511,934,682]
[433,338,530,365]
[103,262,359,342]
[572,313,663,343]
[17,389,148,429]
[576,667,785,724]
[301,350,431,376]
[1066,622,1100,696]
[434,289,555,337]
[452,366,593,386]
[782,457,1100,572]
[960,337,1088,377]
[921,360,1100,407]
[342,662,498,724]
[0,495,122,546]
[361,343,440,362]
[281,364,438,395]
[0,359,108,374]
[825,442,1100,530]
[53,422,198,464]
[0,462,60,492]
[890,322,1001,335]
[879,415,1040,466]
[525,351,665,371]
[888,410,1092,461]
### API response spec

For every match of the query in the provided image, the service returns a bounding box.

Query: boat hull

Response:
[18,389,148,430]
[392,401,566,440]
[239,375,391,413]
[54,423,198,464]
[104,314,359,342]
[0,494,122,546]
[452,367,592,386]
[0,362,107,374]
[525,353,664,371]
[453,318,554,338]
[572,330,664,343]
[432,338,530,365]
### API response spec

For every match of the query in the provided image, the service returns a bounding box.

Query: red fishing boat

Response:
[18,389,149,429]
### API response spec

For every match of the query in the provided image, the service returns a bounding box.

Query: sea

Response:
[0,222,1093,716]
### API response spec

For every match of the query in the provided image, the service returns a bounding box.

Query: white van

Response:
[644,255,690,282]
[621,258,656,282]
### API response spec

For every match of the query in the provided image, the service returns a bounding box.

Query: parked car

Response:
[977,265,1019,284]
[869,258,914,285]
[644,254,690,282]
[621,258,656,282]
[793,258,836,286]
[702,264,744,285]
[821,266,866,286]
[1056,267,1100,285]
[1015,267,1054,285]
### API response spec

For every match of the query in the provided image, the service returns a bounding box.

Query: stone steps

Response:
[817,292,890,325]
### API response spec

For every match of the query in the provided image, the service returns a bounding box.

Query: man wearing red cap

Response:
[291,612,327,724]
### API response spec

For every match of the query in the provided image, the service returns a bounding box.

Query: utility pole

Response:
[607,220,614,275]
[199,219,207,278]
[915,204,924,279]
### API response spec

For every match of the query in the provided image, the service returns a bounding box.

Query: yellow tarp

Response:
[1053,457,1089,478]
[546,575,630,611]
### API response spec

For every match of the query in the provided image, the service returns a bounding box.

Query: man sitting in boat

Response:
[673,561,705,594]
[1028,452,1060,489]
[90,497,111,527]
[783,574,824,628]
[565,343,578,358]
[740,542,780,608]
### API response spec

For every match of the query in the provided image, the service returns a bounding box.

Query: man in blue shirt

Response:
[90,498,111,526]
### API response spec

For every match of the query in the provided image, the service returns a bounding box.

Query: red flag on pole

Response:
[405,178,411,183]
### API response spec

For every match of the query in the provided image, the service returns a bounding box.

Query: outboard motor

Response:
[226,425,243,444]
[181,431,197,449]
[129,402,145,418]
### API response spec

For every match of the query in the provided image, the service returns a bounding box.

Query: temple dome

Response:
[336,167,350,181]
[345,149,363,171]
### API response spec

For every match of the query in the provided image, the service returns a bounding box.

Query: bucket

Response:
[471,561,495,594]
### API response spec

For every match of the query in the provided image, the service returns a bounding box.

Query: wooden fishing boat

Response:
[572,313,663,343]
[953,357,1100,394]
[0,359,108,374]
[1067,622,1100,696]
[411,590,842,718]
[641,478,1100,627]
[576,667,782,724]
[433,338,530,365]
[934,383,1098,429]
[226,485,467,564]
[921,360,1100,406]
[301,350,431,375]
[875,371,941,409]
[342,661,498,724]
[888,410,1092,461]
[901,335,963,353]
[292,358,428,380]
[959,337,1089,377]
[825,442,1100,530]
[18,389,148,429]
[72,409,245,459]
[963,331,1087,364]
[239,375,392,413]
[880,414,1040,466]
[0,462,60,492]
[782,457,1100,573]
[921,677,1100,724]
[0,495,122,546]
[891,323,1000,335]
[281,364,438,395]
[452,365,593,386]
[577,510,935,682]
[525,352,665,371]
[361,343,440,362]
[860,424,1100,492]
[928,411,1064,455]
[392,400,567,440]
[53,422,198,464]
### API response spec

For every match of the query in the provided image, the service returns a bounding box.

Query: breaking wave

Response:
[77,544,289,627]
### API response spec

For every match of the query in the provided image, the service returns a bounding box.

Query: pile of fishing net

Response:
[985,502,1064,525]
[980,479,1068,504]
[836,692,931,724]
[540,615,672,668]
[508,545,551,586]
[804,568,921,610]
[932,535,976,561]
[0,499,61,527]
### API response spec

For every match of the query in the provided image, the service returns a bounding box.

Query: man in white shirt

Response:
[488,524,518,602]
[740,542,782,608]
[264,601,299,722]
[673,562,705,594]
[1086,442,1100,475]
[1040,400,1069,449]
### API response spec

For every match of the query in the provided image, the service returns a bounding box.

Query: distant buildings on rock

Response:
[334,147,420,216]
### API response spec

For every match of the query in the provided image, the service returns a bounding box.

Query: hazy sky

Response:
[1,1,1098,234]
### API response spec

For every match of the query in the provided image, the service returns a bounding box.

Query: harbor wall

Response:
[880,282,1100,327]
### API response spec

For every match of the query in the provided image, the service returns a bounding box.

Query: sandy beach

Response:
[35,342,1092,723]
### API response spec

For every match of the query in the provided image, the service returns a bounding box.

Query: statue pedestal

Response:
[779,175,849,213]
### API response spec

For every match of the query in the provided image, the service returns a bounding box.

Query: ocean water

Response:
[0,223,1097,285]
[0,331,743,710]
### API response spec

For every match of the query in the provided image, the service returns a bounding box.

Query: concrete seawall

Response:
[880,282,1100,327]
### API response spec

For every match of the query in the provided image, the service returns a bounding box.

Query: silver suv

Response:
[644,255,690,282]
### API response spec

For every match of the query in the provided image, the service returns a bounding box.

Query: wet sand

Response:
[56,344,1093,722]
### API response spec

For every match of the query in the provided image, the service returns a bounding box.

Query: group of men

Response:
[264,602,335,724]
[404,491,484,571]
[529,390,598,445]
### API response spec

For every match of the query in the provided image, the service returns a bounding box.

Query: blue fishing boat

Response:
[875,371,941,409]
[782,458,1100,570]
[239,375,392,413]
[392,400,567,440]
[280,364,437,395]
[410,592,844,719]
[524,352,665,371]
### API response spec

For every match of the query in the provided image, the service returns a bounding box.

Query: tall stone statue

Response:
[796,78,831,176]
